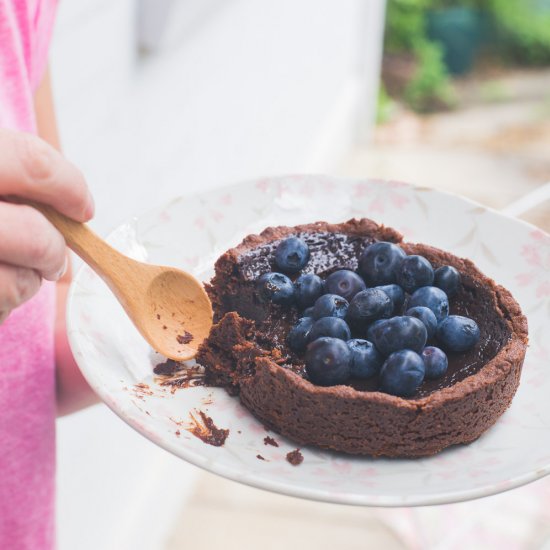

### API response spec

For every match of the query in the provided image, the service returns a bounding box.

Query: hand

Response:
[0,129,94,322]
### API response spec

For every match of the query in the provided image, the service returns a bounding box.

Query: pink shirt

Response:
[0,1,58,548]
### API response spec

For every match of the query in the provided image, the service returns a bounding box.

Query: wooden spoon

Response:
[32,202,213,361]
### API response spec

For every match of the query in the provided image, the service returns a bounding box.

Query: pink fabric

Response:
[0,1,58,548]
[0,0,57,131]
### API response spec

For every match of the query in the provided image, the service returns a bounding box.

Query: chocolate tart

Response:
[196,219,528,458]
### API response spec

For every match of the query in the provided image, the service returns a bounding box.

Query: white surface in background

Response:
[501,181,550,217]
[50,1,386,549]
[54,0,371,235]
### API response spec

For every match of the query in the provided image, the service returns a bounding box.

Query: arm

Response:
[34,68,99,415]
[55,265,99,415]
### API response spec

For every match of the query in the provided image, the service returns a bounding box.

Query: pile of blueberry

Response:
[256,236,480,397]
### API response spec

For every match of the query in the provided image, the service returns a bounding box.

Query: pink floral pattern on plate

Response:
[67,175,549,507]
[516,230,550,298]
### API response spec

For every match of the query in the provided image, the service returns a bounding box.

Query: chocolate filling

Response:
[213,231,511,399]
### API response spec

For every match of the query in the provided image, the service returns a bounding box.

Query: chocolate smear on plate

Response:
[132,383,154,399]
[186,410,229,446]
[154,360,205,393]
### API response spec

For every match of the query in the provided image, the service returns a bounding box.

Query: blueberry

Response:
[312,294,349,320]
[359,241,406,286]
[370,316,427,356]
[302,306,314,317]
[434,265,461,297]
[305,337,351,386]
[347,339,383,379]
[380,350,425,397]
[437,315,480,353]
[408,286,449,323]
[309,317,351,342]
[274,236,310,273]
[288,317,314,352]
[324,270,366,301]
[405,306,437,340]
[397,255,434,293]
[366,319,386,342]
[421,346,448,379]
[347,289,393,325]
[294,273,324,308]
[257,272,295,305]
[376,284,405,314]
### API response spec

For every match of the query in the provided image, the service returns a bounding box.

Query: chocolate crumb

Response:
[154,362,205,392]
[286,449,303,466]
[132,383,154,399]
[154,360,181,376]
[264,436,279,447]
[186,410,229,447]
[156,314,161,320]
[163,325,167,330]
[175,430,181,436]
[176,331,194,345]
[256,454,266,461]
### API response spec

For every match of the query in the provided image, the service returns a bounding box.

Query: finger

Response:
[0,129,94,222]
[0,263,41,319]
[0,202,67,280]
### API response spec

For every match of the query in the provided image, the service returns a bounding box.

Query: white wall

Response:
[51,1,385,548]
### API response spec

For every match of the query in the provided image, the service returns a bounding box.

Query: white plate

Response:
[67,175,550,507]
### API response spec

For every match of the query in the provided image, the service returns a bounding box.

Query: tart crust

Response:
[197,219,528,457]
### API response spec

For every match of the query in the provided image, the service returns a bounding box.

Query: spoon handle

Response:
[29,201,130,281]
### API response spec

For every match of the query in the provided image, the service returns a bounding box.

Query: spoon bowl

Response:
[32,202,212,361]
[140,267,213,360]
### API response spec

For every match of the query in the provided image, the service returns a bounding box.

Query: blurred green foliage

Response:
[490,0,550,65]
[384,0,455,112]
[384,0,430,53]
[382,0,550,114]
[403,41,457,111]
[376,84,396,124]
